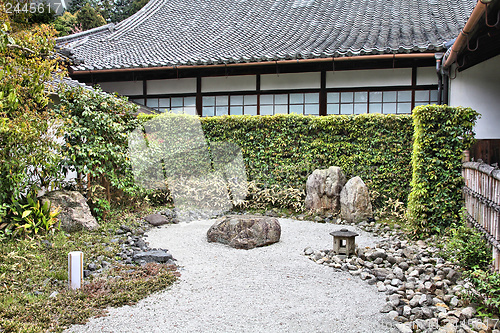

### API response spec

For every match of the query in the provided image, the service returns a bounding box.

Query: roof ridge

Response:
[56,23,115,43]
[107,0,165,40]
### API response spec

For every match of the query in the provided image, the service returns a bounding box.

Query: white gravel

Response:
[66,218,394,333]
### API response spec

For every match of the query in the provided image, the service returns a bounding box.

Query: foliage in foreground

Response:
[0,209,178,333]
[53,86,142,220]
[0,13,63,205]
[408,105,479,237]
[440,223,499,316]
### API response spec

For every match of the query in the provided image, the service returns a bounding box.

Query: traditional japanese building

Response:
[57,0,475,117]
[444,0,500,164]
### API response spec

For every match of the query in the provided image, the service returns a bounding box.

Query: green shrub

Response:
[442,224,491,270]
[136,113,413,211]
[201,114,413,210]
[464,268,500,316]
[407,105,479,236]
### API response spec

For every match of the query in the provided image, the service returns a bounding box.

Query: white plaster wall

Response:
[417,67,438,85]
[98,81,143,95]
[449,54,500,139]
[261,72,320,90]
[202,75,256,93]
[147,78,196,95]
[326,68,412,88]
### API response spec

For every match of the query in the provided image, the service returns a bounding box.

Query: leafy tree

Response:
[0,8,64,206]
[124,0,148,20]
[53,86,141,218]
[75,3,105,30]
[52,11,78,36]
[68,0,88,14]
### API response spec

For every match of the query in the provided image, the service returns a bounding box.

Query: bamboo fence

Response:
[462,161,500,272]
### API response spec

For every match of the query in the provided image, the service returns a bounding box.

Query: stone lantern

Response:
[330,228,359,257]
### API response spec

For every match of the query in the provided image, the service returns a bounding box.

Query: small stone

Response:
[438,322,457,333]
[403,305,411,317]
[304,247,314,255]
[419,294,432,306]
[398,262,409,271]
[395,323,413,333]
[380,302,394,313]
[449,296,459,308]
[377,281,387,292]
[88,263,97,271]
[389,294,400,307]
[387,310,399,320]
[49,291,59,298]
[409,294,421,307]
[460,306,475,319]
[391,278,402,287]
[421,307,433,319]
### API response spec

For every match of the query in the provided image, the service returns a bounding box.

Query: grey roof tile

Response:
[57,0,476,72]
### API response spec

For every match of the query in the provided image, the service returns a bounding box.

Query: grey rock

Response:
[449,296,459,308]
[144,214,169,226]
[398,262,409,271]
[133,249,174,263]
[389,294,400,307]
[409,294,421,307]
[340,176,373,223]
[377,281,387,292]
[391,278,402,287]
[372,267,391,280]
[387,310,399,320]
[460,306,476,319]
[40,190,98,232]
[88,263,97,271]
[305,166,346,214]
[380,302,394,313]
[393,267,404,280]
[411,307,424,319]
[403,305,412,317]
[419,294,433,306]
[370,250,387,260]
[395,323,413,333]
[207,215,281,249]
[438,322,457,333]
[422,306,433,318]
[304,247,314,255]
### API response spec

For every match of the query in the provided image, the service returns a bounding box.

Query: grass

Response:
[0,207,179,333]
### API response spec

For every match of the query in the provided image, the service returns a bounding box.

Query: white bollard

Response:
[68,251,84,289]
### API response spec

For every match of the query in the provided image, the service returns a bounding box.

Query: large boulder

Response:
[340,176,373,223]
[305,166,346,214]
[41,190,99,232]
[207,215,281,249]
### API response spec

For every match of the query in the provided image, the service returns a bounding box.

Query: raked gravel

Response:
[65,218,394,333]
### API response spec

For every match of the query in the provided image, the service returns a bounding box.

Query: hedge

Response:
[407,105,479,236]
[140,113,414,209]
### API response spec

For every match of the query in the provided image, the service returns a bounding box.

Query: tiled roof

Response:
[57,0,476,72]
